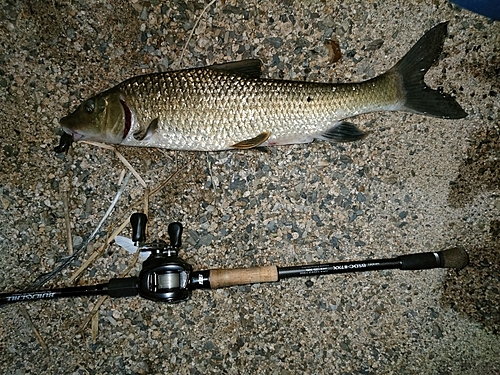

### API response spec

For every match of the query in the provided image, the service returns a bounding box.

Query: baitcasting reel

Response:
[133,214,192,303]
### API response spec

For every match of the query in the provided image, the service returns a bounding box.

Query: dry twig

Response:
[91,306,99,342]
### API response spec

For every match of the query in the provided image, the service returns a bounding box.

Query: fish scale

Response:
[117,70,394,150]
[126,77,379,149]
[57,23,466,153]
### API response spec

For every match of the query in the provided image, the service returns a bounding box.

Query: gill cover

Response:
[59,90,126,144]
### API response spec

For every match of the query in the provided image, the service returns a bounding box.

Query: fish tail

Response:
[392,21,467,119]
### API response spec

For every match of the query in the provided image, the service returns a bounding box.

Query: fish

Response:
[56,22,466,153]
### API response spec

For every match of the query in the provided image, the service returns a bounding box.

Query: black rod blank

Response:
[278,259,402,279]
[277,248,468,280]
[0,277,139,306]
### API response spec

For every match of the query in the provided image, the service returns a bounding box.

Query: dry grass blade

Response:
[82,141,147,188]
[81,140,115,151]
[62,190,73,255]
[78,295,108,334]
[78,247,142,334]
[114,150,147,188]
[143,187,149,218]
[176,0,217,68]
[69,217,132,283]
[117,169,126,185]
[91,310,99,342]
[126,153,196,210]
[19,306,48,353]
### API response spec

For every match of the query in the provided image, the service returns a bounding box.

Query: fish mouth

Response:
[59,114,84,141]
[70,131,85,141]
[61,127,85,141]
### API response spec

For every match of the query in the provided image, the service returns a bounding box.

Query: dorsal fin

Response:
[208,59,262,78]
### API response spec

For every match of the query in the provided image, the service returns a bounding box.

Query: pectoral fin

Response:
[231,131,271,149]
[133,118,159,141]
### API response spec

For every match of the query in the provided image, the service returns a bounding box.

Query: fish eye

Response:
[84,99,95,114]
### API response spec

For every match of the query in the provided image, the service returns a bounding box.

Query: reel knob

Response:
[131,213,148,245]
[168,222,183,248]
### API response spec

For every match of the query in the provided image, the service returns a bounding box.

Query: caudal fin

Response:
[391,22,467,119]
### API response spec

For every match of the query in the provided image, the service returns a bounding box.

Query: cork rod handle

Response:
[209,266,279,289]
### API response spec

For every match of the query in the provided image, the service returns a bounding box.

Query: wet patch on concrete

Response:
[444,126,500,333]
[442,223,500,334]
[448,126,500,208]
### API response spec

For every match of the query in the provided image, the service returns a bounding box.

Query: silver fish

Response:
[57,22,466,153]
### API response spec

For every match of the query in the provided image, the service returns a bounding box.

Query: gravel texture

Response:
[0,1,499,374]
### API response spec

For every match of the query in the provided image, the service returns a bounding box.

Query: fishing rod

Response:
[0,213,469,306]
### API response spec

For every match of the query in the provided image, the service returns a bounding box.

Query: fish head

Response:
[59,91,127,144]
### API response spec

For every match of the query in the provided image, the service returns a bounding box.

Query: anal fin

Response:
[319,121,367,143]
[231,131,271,149]
[253,146,270,154]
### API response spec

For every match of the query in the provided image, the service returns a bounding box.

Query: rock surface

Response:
[0,1,499,374]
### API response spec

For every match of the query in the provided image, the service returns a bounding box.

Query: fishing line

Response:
[28,172,132,290]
